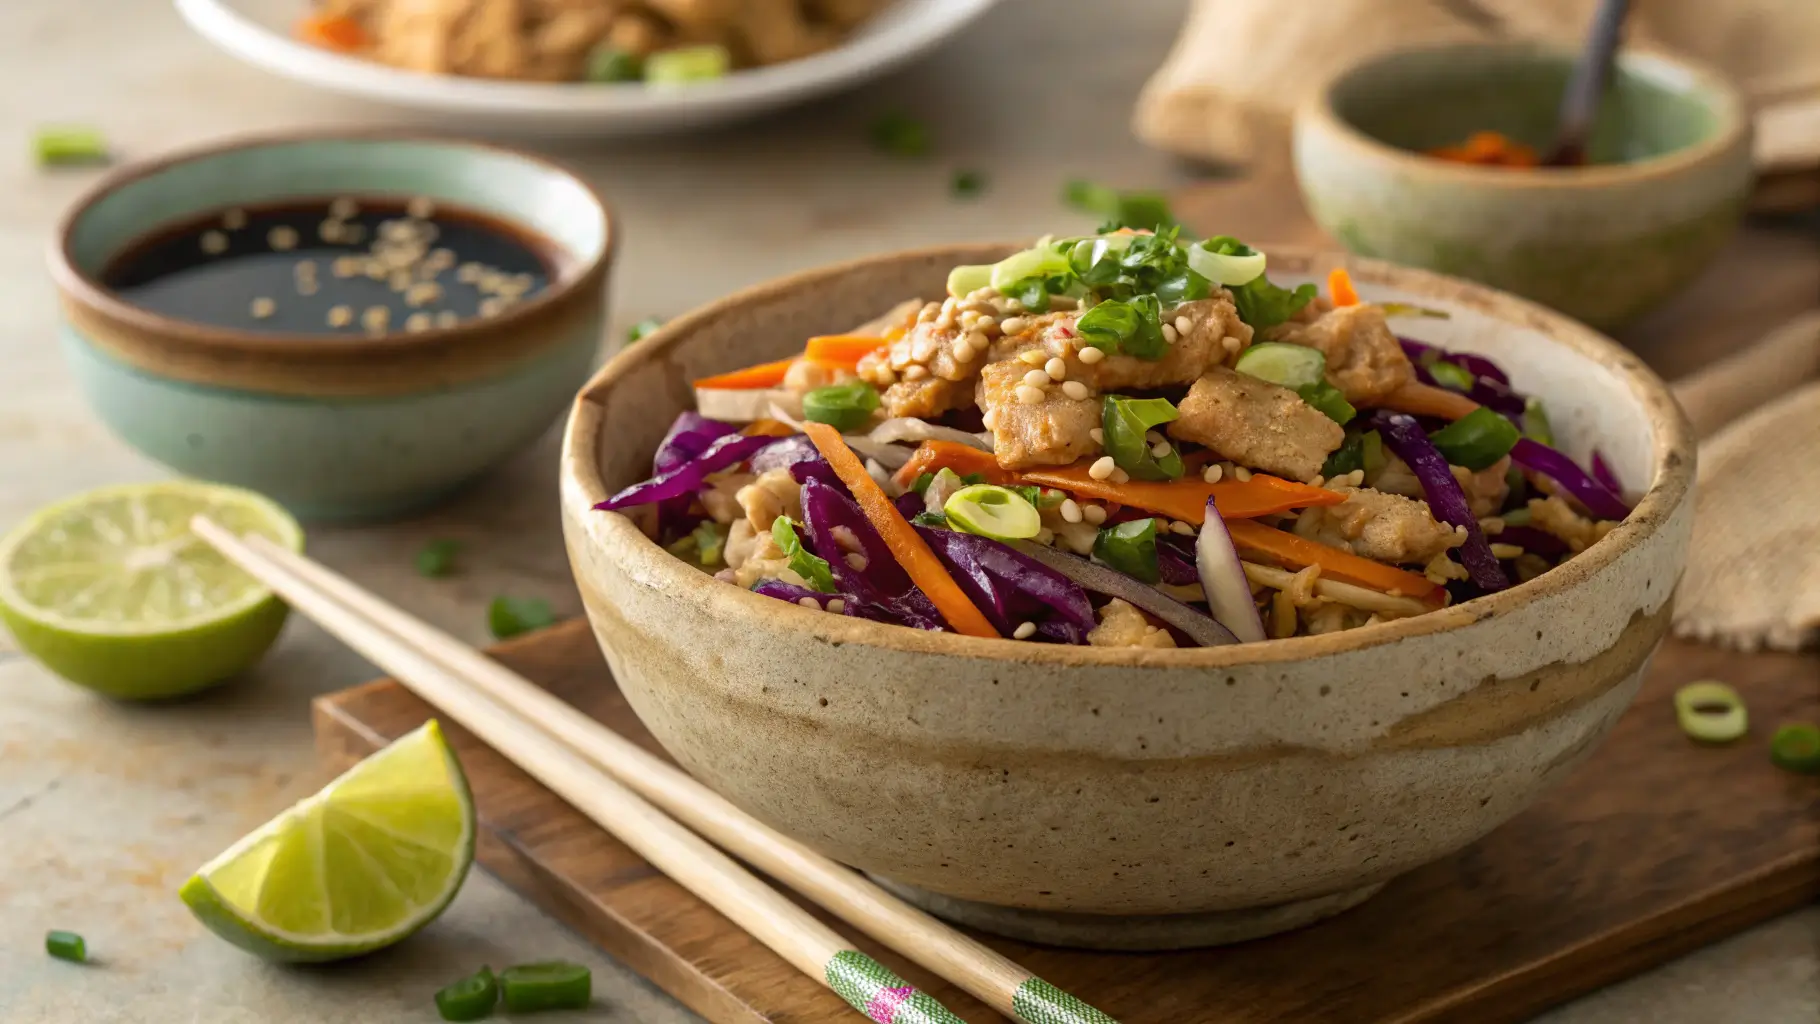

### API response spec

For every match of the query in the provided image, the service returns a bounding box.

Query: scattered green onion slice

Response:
[1360,429,1386,479]
[1296,380,1356,426]
[1425,358,1477,393]
[1674,681,1748,744]
[1770,723,1820,775]
[500,961,592,1013]
[946,264,993,298]
[488,596,555,640]
[909,471,936,495]
[802,380,881,432]
[944,484,1041,541]
[691,521,727,567]
[45,930,86,963]
[1061,180,1175,231]
[1234,342,1326,391]
[1186,237,1267,287]
[1429,407,1521,471]
[869,111,930,158]
[35,126,108,167]
[585,47,642,82]
[1075,295,1165,359]
[1380,302,1451,320]
[1500,505,1532,527]
[628,317,663,343]
[989,246,1073,294]
[1522,396,1555,446]
[951,169,986,198]
[911,510,949,527]
[645,45,729,85]
[435,966,499,1021]
[1101,395,1183,481]
[770,517,836,593]
[1093,517,1161,584]
[415,539,460,578]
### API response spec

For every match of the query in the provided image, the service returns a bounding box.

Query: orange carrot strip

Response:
[295,13,367,51]
[804,335,889,368]
[1328,268,1360,307]
[692,357,798,391]
[892,441,1345,522]
[1225,520,1441,602]
[801,425,999,639]
[1383,381,1480,422]
[740,419,796,438]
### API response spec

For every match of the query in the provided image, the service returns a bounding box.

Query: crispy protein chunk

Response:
[977,360,1100,469]
[1268,303,1414,406]
[1087,598,1177,648]
[1167,366,1343,482]
[863,318,987,420]
[1300,487,1462,565]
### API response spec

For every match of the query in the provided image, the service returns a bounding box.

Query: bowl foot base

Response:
[865,875,1386,950]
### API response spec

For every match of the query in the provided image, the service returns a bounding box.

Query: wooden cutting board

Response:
[313,620,1819,1024]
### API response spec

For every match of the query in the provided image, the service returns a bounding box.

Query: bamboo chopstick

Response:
[190,518,973,1024]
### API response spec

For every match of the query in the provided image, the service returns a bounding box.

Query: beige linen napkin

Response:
[1669,311,1820,651]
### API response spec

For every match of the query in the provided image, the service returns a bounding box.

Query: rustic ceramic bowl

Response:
[50,133,613,522]
[560,245,1694,950]
[1294,42,1753,330]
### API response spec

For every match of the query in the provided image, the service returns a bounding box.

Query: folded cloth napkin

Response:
[1136,0,1820,166]
[1670,311,1820,652]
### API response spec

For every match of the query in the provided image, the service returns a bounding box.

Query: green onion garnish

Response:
[870,112,931,158]
[1522,396,1555,446]
[951,169,986,198]
[770,517,836,593]
[35,126,108,167]
[586,48,642,83]
[415,539,460,578]
[911,511,948,527]
[645,45,729,86]
[691,521,727,568]
[488,596,555,640]
[628,317,663,343]
[1061,179,1175,231]
[1424,358,1476,393]
[802,380,881,432]
[943,484,1041,542]
[435,966,499,1021]
[1296,380,1356,426]
[1674,681,1748,744]
[46,930,87,963]
[1429,407,1521,471]
[1770,723,1820,775]
[499,961,592,1013]
[909,472,936,495]
[1100,395,1183,481]
[1092,518,1161,584]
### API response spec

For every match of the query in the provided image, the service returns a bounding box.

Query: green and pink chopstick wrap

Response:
[825,950,1118,1024]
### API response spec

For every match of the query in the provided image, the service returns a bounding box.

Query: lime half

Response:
[181,720,476,962]
[0,481,301,699]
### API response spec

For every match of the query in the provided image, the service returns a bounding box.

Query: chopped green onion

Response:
[1061,180,1175,231]
[802,380,881,432]
[911,511,949,527]
[1360,429,1386,479]
[488,596,555,640]
[946,264,994,298]
[1429,407,1521,471]
[435,966,499,1021]
[415,539,460,578]
[1425,358,1476,393]
[1500,505,1532,527]
[46,930,86,963]
[645,45,729,86]
[1235,342,1326,391]
[1297,381,1356,426]
[1322,431,1366,478]
[1076,295,1165,359]
[960,473,988,486]
[944,484,1041,541]
[1674,681,1748,744]
[35,126,108,167]
[1101,395,1183,481]
[1522,396,1555,446]
[586,48,642,82]
[1093,518,1161,584]
[1505,462,1528,503]
[1770,723,1820,775]
[909,472,936,495]
[691,521,727,567]
[870,111,930,158]
[500,961,592,1014]
[770,517,836,593]
[990,246,1074,294]
[1186,236,1267,286]
[951,169,986,198]
[628,317,663,343]
[1379,302,1451,319]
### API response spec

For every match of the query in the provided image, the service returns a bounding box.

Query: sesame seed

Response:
[456,262,484,284]
[268,226,298,251]
[959,310,981,327]
[976,316,998,333]
[827,598,847,614]
[1146,430,1165,445]
[1004,298,1024,313]
[876,366,897,385]
[1170,520,1196,536]
[363,261,387,281]
[329,197,358,220]
[831,525,863,552]
[1035,527,1054,546]
[407,196,437,220]
[478,297,507,318]
[1013,621,1037,640]
[435,310,460,328]
[797,596,820,609]
[1060,498,1083,524]
[327,305,354,327]
[222,208,246,230]
[319,220,344,243]
[1077,345,1105,365]
[404,312,433,332]
[1083,504,1108,525]
[1204,464,1223,483]
[405,282,442,307]
[1090,428,1106,444]
[1045,357,1067,380]
[1162,323,1179,344]
[1000,316,1027,335]
[1016,385,1046,405]
[250,297,275,319]
[982,408,999,430]
[1175,315,1193,336]
[388,271,414,292]
[1019,349,1047,366]
[362,306,391,333]
[200,230,228,255]
[332,255,361,278]
[1089,456,1117,481]
[1234,466,1253,481]
[1110,468,1130,484]
[1151,441,1172,458]
[294,258,317,277]
[1062,380,1090,400]
[964,331,989,354]
[845,553,870,572]
[903,364,929,380]
[1023,369,1051,388]
[951,339,976,362]
[297,279,319,296]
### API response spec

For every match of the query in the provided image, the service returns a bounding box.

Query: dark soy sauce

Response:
[102,197,560,336]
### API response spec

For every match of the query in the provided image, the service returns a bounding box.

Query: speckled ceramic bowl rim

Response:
[565,243,1694,669]
[1296,41,1750,189]
[48,129,614,358]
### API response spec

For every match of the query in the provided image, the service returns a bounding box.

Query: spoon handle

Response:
[1547,0,1633,166]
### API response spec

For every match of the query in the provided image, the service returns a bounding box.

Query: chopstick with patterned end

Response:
[193,517,1120,1024]
[190,517,970,1024]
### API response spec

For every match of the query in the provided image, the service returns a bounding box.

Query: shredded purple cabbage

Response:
[1371,412,1510,593]
[916,526,1096,643]
[654,412,739,475]
[1398,337,1511,385]
[1402,340,1525,415]
[799,477,947,631]
[1590,449,1623,495]
[752,579,858,613]
[595,432,778,511]
[1509,438,1631,522]
[749,434,821,474]
[894,490,926,519]
[1156,534,1201,586]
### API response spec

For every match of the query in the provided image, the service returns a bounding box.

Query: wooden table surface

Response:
[0,2,1814,1022]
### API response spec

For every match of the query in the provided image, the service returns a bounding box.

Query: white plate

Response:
[175,0,997,135]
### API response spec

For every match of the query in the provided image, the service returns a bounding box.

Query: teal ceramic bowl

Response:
[49,134,613,522]
[1293,43,1753,330]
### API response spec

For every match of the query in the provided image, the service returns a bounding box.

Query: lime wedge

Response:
[181,720,476,962]
[0,481,301,699]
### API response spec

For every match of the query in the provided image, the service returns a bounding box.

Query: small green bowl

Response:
[1293,42,1753,330]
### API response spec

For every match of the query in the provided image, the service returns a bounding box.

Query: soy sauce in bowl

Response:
[102,196,559,336]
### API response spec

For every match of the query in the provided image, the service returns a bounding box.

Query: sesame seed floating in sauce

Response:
[455,262,483,284]
[329,197,358,220]
[362,306,390,333]
[405,282,441,307]
[478,296,507,318]
[200,230,228,255]
[250,297,275,319]
[404,312,432,333]
[222,208,247,230]
[319,219,344,243]
[327,305,354,328]
[435,310,459,329]
[268,226,299,251]
[407,196,436,220]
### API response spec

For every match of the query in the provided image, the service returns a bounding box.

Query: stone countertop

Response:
[0,1,1812,1021]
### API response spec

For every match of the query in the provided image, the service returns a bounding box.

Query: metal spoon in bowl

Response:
[1543,0,1635,167]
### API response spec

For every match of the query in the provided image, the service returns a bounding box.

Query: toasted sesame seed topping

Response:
[1175,315,1193,336]
[404,312,432,332]
[200,230,228,255]
[827,598,847,614]
[327,305,354,328]
[361,306,390,333]
[1077,345,1105,364]
[478,296,507,318]
[1012,621,1037,640]
[1082,504,1108,525]
[1018,349,1047,366]
[250,297,275,319]
[456,262,483,284]
[407,196,436,220]
[268,226,299,251]
[1089,427,1105,443]
[1044,357,1067,381]
[319,220,344,243]
[1089,456,1117,481]
[405,282,442,307]
[1015,384,1046,405]
[1204,463,1223,483]
[1060,499,1082,524]
[1061,380,1090,400]
[1161,323,1179,344]
[332,255,361,278]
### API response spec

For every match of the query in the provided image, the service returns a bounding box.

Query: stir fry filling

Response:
[598,230,1631,646]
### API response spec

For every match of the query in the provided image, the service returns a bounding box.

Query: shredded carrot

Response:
[1384,381,1480,422]
[892,441,1344,522]
[295,13,367,51]
[1224,520,1442,603]
[692,357,798,391]
[801,425,999,639]
[740,419,796,438]
[804,335,889,368]
[1327,268,1360,307]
